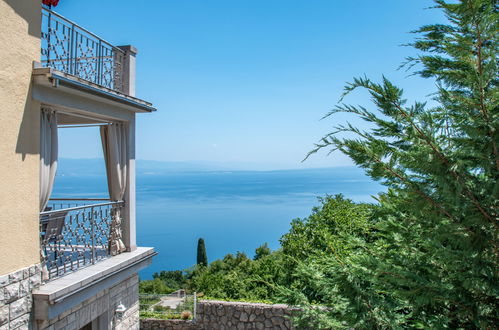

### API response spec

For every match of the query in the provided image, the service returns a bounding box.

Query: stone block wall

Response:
[140,319,199,330]
[198,300,295,330]
[40,273,140,330]
[0,264,42,330]
[140,300,296,330]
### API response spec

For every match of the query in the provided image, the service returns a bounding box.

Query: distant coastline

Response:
[52,159,383,279]
[56,157,357,176]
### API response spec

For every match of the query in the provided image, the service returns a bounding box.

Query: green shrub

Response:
[139,278,174,294]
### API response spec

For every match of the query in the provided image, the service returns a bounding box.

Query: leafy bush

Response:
[152,270,188,290]
[139,278,174,294]
[185,195,372,305]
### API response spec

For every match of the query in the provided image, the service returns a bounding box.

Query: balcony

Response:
[36,197,156,323]
[40,199,125,281]
[40,7,126,94]
[30,6,157,326]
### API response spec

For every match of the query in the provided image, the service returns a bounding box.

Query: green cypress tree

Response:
[196,238,208,267]
[291,0,498,328]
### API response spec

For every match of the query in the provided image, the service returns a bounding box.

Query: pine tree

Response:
[196,238,208,267]
[292,0,498,328]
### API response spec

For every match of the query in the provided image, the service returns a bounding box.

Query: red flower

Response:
[42,0,59,7]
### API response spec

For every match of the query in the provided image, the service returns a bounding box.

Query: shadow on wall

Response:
[15,84,40,160]
[3,0,42,159]
[4,0,42,38]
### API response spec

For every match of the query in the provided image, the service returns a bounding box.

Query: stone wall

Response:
[40,273,140,330]
[198,300,295,330]
[140,319,199,330]
[140,300,296,330]
[0,264,42,330]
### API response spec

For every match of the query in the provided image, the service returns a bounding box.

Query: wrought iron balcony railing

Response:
[40,7,125,93]
[40,198,125,281]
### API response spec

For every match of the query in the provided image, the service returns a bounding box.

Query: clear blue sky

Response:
[56,0,445,170]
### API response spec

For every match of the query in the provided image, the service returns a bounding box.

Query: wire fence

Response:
[139,292,197,320]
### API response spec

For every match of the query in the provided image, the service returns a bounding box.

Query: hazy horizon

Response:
[56,157,363,173]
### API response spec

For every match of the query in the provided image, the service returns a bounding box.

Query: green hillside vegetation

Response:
[141,0,498,327]
[140,195,374,301]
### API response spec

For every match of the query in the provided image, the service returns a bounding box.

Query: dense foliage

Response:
[139,270,188,294]
[140,1,497,327]
[140,195,373,303]
[188,249,284,301]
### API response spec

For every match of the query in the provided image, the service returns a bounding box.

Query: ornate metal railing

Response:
[40,7,125,92]
[40,199,125,281]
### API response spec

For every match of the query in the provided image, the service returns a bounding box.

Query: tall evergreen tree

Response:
[289,0,498,328]
[197,238,208,267]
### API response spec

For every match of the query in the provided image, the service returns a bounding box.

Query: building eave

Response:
[32,66,156,113]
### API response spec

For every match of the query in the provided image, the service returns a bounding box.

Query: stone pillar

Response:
[123,116,136,252]
[115,45,137,252]
[117,45,137,97]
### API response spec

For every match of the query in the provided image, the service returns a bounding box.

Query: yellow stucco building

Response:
[0,1,156,329]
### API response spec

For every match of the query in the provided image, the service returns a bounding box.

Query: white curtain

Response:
[100,123,127,255]
[40,109,58,212]
[40,108,58,281]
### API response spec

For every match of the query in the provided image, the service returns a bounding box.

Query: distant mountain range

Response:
[56,158,345,177]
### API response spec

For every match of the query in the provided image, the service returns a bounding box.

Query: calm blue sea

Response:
[52,166,382,279]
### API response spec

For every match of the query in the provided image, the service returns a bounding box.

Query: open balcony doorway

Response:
[40,113,125,281]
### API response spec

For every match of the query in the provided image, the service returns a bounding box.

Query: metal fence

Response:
[40,199,125,280]
[139,292,197,320]
[40,7,125,93]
